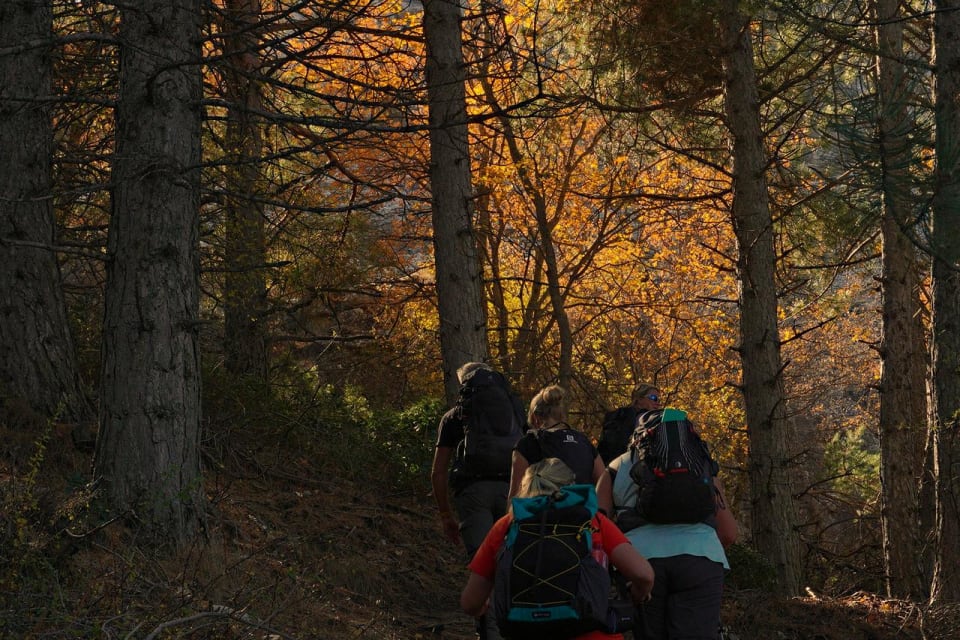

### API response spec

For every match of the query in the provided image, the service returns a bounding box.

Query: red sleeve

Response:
[595,512,629,554]
[467,515,512,580]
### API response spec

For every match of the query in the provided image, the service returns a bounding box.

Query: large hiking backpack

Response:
[453,367,525,482]
[627,408,719,526]
[597,406,638,465]
[493,485,611,640]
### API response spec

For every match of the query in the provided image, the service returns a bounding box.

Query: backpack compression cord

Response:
[493,486,612,639]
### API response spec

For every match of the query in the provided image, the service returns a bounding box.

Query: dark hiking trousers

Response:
[454,479,509,640]
[636,554,725,640]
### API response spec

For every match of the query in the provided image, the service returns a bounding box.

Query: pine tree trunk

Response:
[719,0,802,596]
[0,0,86,421]
[874,0,928,599]
[423,0,489,405]
[929,0,960,604]
[94,0,204,547]
[222,0,268,382]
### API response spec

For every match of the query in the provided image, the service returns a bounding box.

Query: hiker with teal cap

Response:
[607,407,738,640]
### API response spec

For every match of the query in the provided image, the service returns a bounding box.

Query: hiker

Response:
[507,384,612,516]
[597,383,664,465]
[607,408,737,640]
[431,362,526,640]
[461,457,655,640]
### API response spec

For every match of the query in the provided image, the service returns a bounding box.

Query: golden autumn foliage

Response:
[195,0,882,506]
[38,0,887,584]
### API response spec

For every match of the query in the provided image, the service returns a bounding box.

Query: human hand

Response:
[628,579,653,604]
[440,513,461,545]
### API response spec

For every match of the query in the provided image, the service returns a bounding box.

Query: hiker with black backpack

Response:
[508,384,612,516]
[461,457,655,640]
[607,408,737,640]
[431,362,527,640]
[597,383,665,465]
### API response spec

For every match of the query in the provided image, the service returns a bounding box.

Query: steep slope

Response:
[0,414,929,639]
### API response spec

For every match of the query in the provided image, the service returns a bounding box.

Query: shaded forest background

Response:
[3,0,960,636]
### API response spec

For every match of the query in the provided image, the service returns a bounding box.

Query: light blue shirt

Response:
[609,451,729,569]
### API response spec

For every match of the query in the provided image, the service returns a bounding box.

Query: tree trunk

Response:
[0,0,87,421]
[94,0,204,547]
[929,0,960,604]
[423,0,489,405]
[719,0,802,596]
[222,0,269,382]
[874,0,928,599]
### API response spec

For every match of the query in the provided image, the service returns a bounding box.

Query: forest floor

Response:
[0,416,943,639]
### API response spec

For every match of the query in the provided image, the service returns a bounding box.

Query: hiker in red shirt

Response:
[461,458,655,640]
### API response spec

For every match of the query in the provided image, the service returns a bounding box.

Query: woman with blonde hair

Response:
[508,384,611,514]
[461,458,655,640]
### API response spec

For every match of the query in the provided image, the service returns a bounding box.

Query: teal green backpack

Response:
[492,484,611,639]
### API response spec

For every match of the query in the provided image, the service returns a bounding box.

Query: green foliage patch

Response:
[202,359,443,495]
[725,543,779,592]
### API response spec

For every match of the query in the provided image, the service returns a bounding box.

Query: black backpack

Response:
[533,427,597,485]
[626,408,719,526]
[597,406,637,465]
[493,485,611,639]
[452,367,525,482]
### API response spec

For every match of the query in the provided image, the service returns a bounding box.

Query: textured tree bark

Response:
[719,0,801,596]
[929,0,960,604]
[874,0,929,599]
[423,0,489,405]
[0,0,87,421]
[95,0,204,547]
[223,0,269,382]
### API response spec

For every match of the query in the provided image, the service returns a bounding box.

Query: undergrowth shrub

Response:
[0,365,445,638]
[201,360,443,494]
[724,543,779,592]
[0,435,53,636]
[800,424,884,595]
[0,400,99,637]
[364,397,445,493]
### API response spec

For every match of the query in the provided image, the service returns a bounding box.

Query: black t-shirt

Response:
[435,407,465,449]
[437,405,516,490]
[597,405,639,465]
[515,426,598,485]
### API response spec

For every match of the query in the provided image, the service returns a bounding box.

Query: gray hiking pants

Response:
[454,479,509,640]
